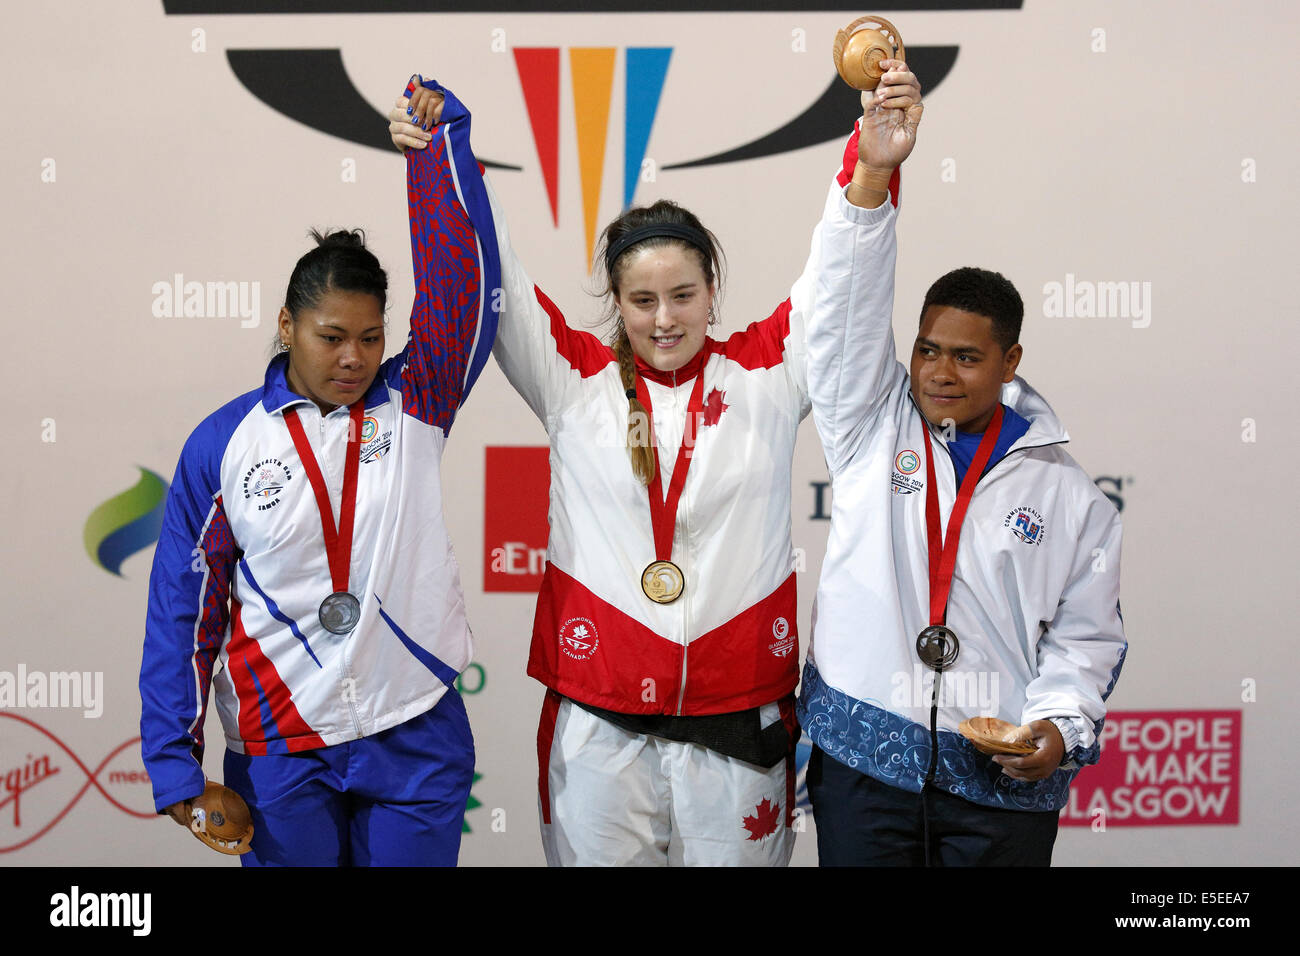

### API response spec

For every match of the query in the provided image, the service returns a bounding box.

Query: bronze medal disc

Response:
[641,560,685,604]
[916,624,959,671]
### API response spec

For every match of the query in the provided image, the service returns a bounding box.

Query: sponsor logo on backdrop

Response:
[84,467,168,577]
[462,771,483,835]
[0,714,154,853]
[167,1,966,256]
[1094,475,1127,512]
[484,446,550,593]
[1060,710,1242,827]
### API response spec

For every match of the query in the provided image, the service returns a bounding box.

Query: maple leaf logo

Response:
[702,388,729,427]
[741,797,781,841]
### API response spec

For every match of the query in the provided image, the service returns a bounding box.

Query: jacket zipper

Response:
[672,367,691,716]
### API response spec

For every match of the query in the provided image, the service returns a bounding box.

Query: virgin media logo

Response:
[0,714,154,853]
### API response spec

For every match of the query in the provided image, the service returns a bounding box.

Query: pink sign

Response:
[1060,710,1241,827]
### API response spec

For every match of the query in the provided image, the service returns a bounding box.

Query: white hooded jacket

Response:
[798,193,1126,812]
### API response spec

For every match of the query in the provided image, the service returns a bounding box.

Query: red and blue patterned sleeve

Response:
[392,78,502,434]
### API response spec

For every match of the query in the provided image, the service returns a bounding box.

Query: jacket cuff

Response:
[151,771,207,815]
[835,185,896,226]
[1049,716,1083,763]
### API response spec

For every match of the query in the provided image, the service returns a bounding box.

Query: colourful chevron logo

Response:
[513,46,672,265]
[84,467,169,577]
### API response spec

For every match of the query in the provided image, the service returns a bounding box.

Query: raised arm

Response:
[392,80,603,424]
[393,77,501,434]
[805,61,922,473]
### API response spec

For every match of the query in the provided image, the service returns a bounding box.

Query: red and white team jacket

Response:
[486,130,891,717]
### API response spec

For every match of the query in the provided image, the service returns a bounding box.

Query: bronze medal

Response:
[915,624,959,671]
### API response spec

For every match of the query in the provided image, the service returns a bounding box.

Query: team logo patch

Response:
[242,458,292,511]
[558,617,599,661]
[892,448,924,495]
[1004,506,1047,545]
[359,417,392,464]
[768,617,796,658]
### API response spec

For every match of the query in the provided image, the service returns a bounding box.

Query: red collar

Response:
[632,342,709,386]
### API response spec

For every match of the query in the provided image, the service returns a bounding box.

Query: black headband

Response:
[604,223,712,276]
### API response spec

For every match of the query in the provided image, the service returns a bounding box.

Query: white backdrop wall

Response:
[1,0,1292,865]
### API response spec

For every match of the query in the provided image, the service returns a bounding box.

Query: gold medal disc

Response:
[641,560,685,604]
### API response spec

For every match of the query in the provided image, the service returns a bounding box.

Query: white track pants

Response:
[537,692,796,866]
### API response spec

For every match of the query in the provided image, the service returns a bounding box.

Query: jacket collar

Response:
[632,345,708,387]
[260,352,392,415]
[999,375,1069,448]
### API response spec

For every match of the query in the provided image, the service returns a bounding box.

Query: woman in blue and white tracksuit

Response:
[139,83,497,866]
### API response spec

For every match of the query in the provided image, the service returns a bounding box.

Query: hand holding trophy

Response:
[834,15,922,205]
[165,781,254,855]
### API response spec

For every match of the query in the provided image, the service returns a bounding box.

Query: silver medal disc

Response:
[319,591,361,634]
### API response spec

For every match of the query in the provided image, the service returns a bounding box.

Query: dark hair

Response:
[285,228,388,318]
[594,201,725,485]
[597,201,724,301]
[920,267,1023,352]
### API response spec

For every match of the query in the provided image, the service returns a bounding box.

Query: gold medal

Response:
[642,560,684,604]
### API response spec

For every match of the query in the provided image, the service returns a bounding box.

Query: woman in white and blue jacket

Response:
[139,82,498,866]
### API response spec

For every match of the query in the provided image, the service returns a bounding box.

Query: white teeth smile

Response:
[655,335,682,347]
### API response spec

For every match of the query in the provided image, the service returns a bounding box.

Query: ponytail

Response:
[613,328,656,485]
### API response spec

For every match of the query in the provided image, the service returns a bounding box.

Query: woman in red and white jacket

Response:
[391,63,919,865]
